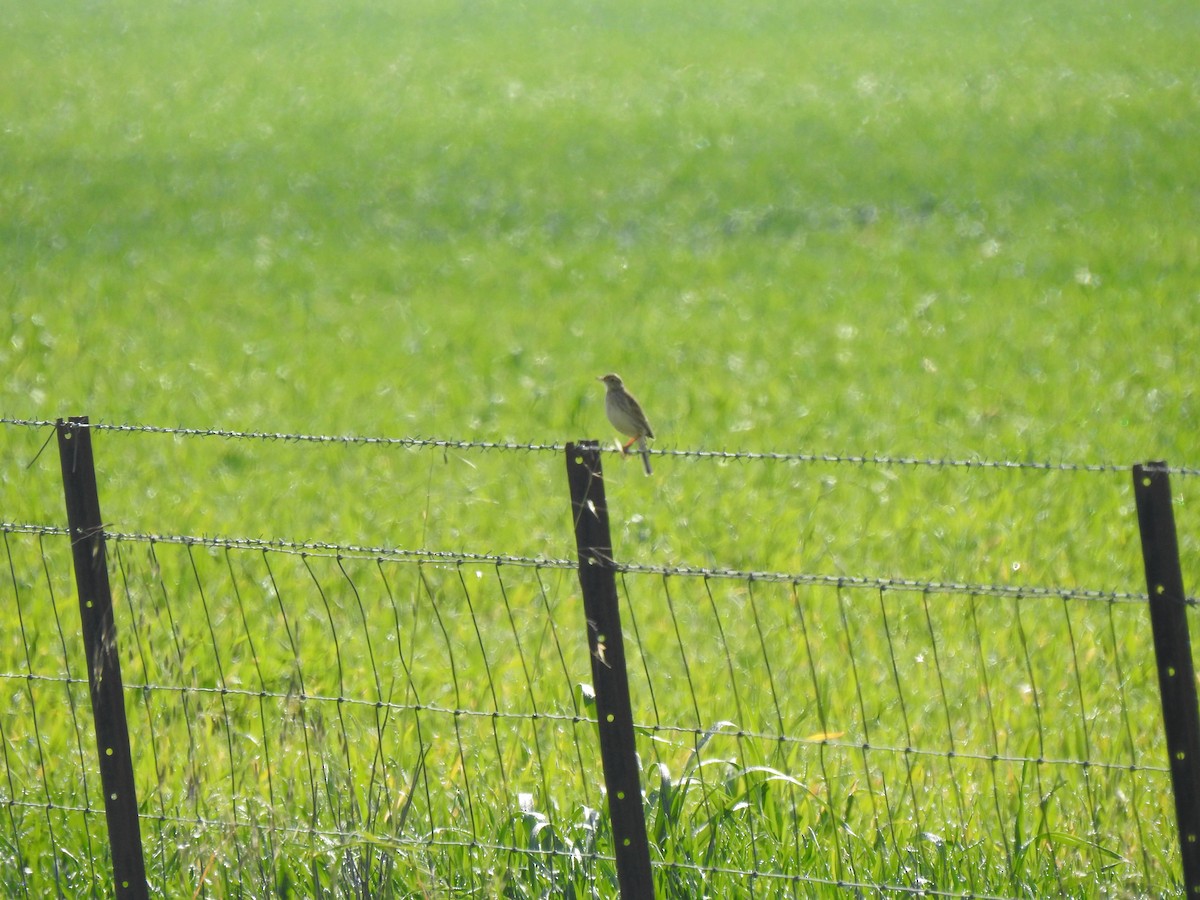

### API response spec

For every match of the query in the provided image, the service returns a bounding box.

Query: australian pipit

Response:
[598,373,654,475]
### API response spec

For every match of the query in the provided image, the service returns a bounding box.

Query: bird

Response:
[598,373,654,475]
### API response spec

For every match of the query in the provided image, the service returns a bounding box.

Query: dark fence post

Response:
[1133,461,1200,896]
[56,417,149,899]
[565,441,655,900]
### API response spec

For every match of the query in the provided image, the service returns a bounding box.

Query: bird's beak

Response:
[596,375,604,382]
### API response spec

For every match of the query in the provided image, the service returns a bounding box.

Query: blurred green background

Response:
[3,0,1195,446]
[3,0,1196,579]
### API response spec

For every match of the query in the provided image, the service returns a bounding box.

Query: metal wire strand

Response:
[4,416,1195,475]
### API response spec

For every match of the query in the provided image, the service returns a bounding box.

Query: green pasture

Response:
[1,0,1198,896]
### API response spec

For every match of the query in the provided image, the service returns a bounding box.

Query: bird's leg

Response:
[621,436,639,454]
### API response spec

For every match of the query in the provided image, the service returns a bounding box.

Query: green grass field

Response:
[2,0,1198,896]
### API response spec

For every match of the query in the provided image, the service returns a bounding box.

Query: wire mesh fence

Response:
[0,418,1195,898]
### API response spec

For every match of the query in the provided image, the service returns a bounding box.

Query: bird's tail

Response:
[638,437,652,476]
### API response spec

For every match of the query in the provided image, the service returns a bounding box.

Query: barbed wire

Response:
[616,558,1160,604]
[104,528,580,572]
[4,416,1195,475]
[0,522,69,538]
[3,522,1167,605]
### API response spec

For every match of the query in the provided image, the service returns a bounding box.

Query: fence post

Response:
[1133,462,1200,896]
[56,417,149,899]
[565,441,655,900]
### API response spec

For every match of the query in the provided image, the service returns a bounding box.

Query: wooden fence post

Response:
[1133,462,1200,896]
[565,441,655,900]
[57,417,149,899]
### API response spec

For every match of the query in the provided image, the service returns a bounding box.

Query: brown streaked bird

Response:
[598,373,654,475]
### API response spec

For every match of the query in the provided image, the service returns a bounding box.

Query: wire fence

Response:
[0,417,1196,898]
